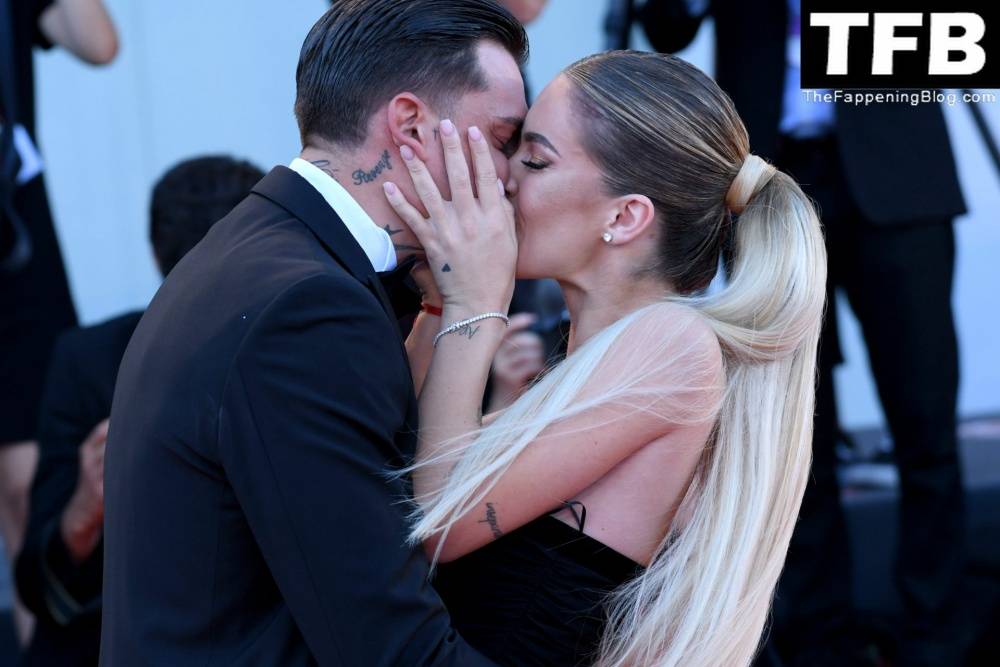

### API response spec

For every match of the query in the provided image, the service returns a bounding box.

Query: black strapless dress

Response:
[433,504,644,666]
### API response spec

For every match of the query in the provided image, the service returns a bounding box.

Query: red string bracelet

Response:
[421,303,443,317]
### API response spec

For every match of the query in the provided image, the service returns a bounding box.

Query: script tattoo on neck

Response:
[382,224,421,253]
[310,160,339,181]
[478,502,503,539]
[353,149,393,185]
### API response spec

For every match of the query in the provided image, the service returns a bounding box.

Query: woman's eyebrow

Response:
[524,131,561,157]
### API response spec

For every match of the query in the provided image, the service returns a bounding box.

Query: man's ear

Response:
[605,195,657,245]
[386,92,436,162]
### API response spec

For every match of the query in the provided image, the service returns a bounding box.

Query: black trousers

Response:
[0,175,77,443]
[769,136,965,665]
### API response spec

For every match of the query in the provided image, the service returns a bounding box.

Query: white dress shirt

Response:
[288,157,397,271]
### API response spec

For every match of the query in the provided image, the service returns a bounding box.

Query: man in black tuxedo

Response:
[13,156,262,666]
[100,2,528,665]
[638,1,966,665]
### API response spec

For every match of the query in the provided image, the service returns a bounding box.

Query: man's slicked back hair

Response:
[295,0,528,148]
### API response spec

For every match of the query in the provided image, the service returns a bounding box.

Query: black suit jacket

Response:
[15,311,142,667]
[639,0,967,224]
[100,167,491,666]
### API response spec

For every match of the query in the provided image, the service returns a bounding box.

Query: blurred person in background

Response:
[498,0,547,25]
[636,1,967,665]
[0,0,117,646]
[13,156,263,666]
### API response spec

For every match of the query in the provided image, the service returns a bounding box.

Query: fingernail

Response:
[469,125,483,142]
[383,182,397,195]
[400,144,414,161]
[497,178,505,196]
[441,119,456,136]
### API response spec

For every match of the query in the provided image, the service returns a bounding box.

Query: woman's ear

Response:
[386,92,435,162]
[604,195,656,245]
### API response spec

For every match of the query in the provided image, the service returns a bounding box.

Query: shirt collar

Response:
[288,157,397,271]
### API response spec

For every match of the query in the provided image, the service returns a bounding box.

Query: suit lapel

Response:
[252,166,418,460]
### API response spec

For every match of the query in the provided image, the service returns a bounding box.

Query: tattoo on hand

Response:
[441,264,451,273]
[478,502,503,539]
[310,160,340,180]
[353,149,393,185]
[383,224,403,237]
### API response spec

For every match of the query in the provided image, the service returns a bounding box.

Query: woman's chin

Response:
[513,260,546,281]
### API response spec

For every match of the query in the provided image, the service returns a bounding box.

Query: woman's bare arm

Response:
[422,311,722,562]
[40,0,118,65]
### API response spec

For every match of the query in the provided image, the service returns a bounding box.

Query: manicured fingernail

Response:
[497,178,505,196]
[383,182,397,195]
[469,126,483,142]
[400,144,414,161]
[441,119,456,136]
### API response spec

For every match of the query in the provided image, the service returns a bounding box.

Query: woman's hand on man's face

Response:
[383,119,517,316]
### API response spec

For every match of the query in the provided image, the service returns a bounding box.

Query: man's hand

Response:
[499,0,548,25]
[409,259,443,310]
[488,313,545,412]
[60,419,108,563]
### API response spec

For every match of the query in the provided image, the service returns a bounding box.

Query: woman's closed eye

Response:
[521,158,549,171]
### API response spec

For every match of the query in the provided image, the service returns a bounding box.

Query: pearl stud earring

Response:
[602,231,614,243]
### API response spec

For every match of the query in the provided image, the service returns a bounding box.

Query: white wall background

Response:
[35,0,999,430]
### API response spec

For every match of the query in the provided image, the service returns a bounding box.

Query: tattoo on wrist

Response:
[478,502,503,539]
[458,324,481,340]
[353,149,393,185]
[310,160,340,181]
[441,264,451,272]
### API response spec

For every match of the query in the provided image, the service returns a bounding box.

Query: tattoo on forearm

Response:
[478,502,503,539]
[310,160,340,180]
[353,149,393,185]
[458,324,481,341]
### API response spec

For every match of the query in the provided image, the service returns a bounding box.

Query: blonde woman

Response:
[383,50,827,666]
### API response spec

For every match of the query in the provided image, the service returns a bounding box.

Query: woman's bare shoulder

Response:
[580,301,725,427]
[620,301,724,381]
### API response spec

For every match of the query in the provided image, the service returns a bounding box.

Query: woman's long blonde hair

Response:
[407,51,827,666]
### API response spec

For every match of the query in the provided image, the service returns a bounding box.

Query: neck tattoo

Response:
[353,150,393,186]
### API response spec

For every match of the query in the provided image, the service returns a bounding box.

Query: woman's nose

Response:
[504,173,518,198]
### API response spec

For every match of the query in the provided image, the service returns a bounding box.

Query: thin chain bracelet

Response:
[433,312,510,348]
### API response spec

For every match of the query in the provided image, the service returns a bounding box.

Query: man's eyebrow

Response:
[524,131,560,157]
[498,115,525,131]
